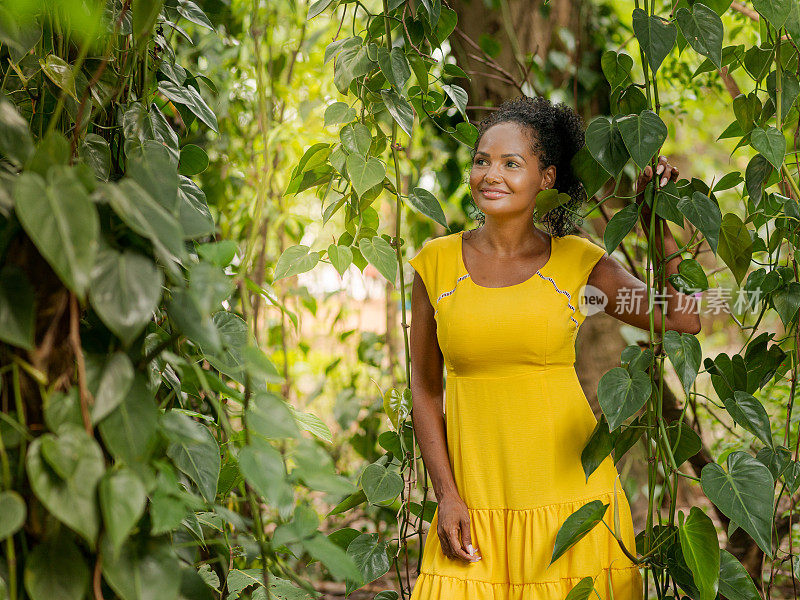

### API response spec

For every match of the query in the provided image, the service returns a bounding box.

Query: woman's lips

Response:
[481,189,509,199]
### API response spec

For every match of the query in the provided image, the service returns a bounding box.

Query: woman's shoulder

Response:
[556,233,606,258]
[411,231,460,257]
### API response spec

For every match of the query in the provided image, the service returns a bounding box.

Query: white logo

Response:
[578,283,608,316]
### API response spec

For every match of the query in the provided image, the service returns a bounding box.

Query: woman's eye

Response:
[506,161,518,167]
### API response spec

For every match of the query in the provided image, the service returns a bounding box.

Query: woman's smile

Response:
[481,188,510,200]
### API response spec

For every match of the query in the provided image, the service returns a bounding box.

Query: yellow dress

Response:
[407,230,643,600]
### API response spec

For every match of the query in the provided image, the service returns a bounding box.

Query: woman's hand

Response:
[635,154,680,221]
[436,494,482,563]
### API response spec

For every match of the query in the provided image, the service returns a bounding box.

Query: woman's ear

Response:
[544,165,556,190]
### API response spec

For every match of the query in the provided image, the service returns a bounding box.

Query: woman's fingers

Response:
[447,525,474,562]
[461,519,481,562]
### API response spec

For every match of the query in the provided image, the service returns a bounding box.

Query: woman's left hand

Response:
[635,154,680,220]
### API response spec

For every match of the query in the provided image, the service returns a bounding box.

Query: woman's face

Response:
[469,121,556,221]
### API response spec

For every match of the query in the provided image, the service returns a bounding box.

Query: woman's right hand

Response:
[436,494,482,563]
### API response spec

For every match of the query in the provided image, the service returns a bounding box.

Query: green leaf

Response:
[407,187,447,228]
[571,145,611,198]
[717,213,753,285]
[616,109,668,169]
[581,415,613,482]
[345,533,390,596]
[239,443,294,514]
[89,246,163,345]
[663,331,702,396]
[158,81,218,132]
[750,127,785,170]
[324,102,356,126]
[744,154,773,207]
[40,55,77,100]
[98,375,160,465]
[772,282,800,327]
[585,116,628,177]
[328,244,353,276]
[360,463,403,505]
[101,537,181,600]
[603,203,639,254]
[166,419,221,503]
[719,549,763,600]
[700,451,773,558]
[176,0,213,29]
[89,351,134,424]
[339,123,371,156]
[380,89,414,137]
[177,176,215,238]
[0,265,34,350]
[677,192,722,254]
[246,392,301,440]
[678,507,720,600]
[24,531,89,600]
[632,8,677,73]
[378,47,411,91]
[26,425,105,548]
[676,4,724,68]
[601,50,633,88]
[99,467,147,553]
[274,245,320,281]
[0,99,33,165]
[122,102,179,163]
[80,133,111,181]
[665,421,702,466]
[549,500,609,565]
[303,534,363,583]
[597,367,651,431]
[307,0,335,19]
[14,168,99,297]
[723,391,773,448]
[358,236,397,284]
[346,154,386,198]
[0,491,25,541]
[441,84,468,120]
[753,0,792,28]
[179,144,209,176]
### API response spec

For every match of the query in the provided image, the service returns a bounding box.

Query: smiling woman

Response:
[408,95,700,600]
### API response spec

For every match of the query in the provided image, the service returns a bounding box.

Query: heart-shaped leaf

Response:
[603,203,639,254]
[274,244,320,281]
[663,331,702,396]
[616,109,668,169]
[346,154,386,198]
[345,533,390,596]
[358,236,397,284]
[27,425,105,548]
[700,451,773,558]
[677,192,722,254]
[585,116,629,177]
[597,366,652,431]
[750,126,786,170]
[676,4,723,68]
[0,491,26,541]
[717,212,753,285]
[360,463,403,505]
[632,8,677,73]
[99,467,147,553]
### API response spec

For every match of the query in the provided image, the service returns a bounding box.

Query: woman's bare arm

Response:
[587,156,702,336]
[409,271,478,562]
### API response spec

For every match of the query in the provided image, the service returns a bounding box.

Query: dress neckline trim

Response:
[458,230,558,290]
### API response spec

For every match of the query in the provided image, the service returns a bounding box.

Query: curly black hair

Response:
[468,95,587,238]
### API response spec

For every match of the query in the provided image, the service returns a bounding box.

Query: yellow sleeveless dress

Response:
[407,230,643,600]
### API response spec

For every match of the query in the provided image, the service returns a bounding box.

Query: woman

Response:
[407,96,701,600]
